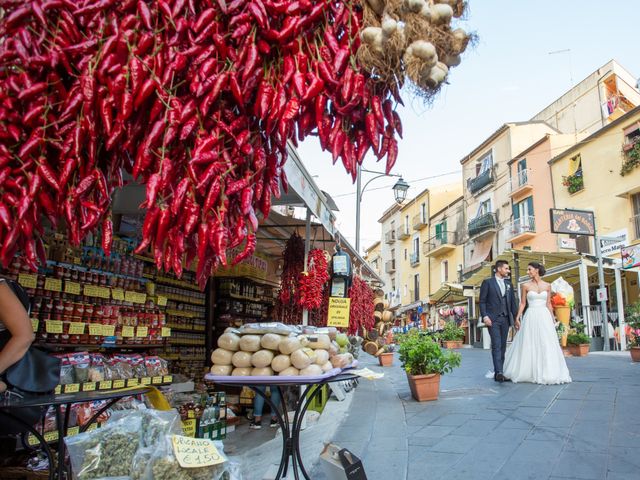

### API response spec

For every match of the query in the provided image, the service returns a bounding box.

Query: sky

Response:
[295,0,640,254]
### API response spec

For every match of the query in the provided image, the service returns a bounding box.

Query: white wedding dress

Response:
[503,291,572,384]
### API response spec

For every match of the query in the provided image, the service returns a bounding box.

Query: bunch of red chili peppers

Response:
[0,0,403,287]
[297,248,329,310]
[347,275,375,335]
[276,232,304,324]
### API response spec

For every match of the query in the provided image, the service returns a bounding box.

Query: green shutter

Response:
[435,223,443,240]
[526,196,534,217]
[512,202,520,219]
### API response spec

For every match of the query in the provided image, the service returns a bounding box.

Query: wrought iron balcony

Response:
[468,212,498,238]
[510,169,533,197]
[423,231,459,257]
[505,215,536,243]
[412,213,427,230]
[396,225,411,240]
[384,230,396,244]
[385,259,396,273]
[467,166,495,194]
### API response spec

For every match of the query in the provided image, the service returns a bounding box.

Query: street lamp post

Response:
[355,164,409,253]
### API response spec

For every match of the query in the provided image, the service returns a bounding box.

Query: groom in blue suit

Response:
[479,260,519,382]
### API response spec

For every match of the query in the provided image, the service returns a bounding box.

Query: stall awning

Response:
[466,236,494,271]
[430,283,468,304]
[397,301,425,314]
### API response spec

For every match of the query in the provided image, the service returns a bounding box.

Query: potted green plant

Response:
[625,301,640,362]
[555,322,570,356]
[562,172,584,194]
[440,321,465,349]
[378,344,395,367]
[566,332,590,356]
[398,330,461,401]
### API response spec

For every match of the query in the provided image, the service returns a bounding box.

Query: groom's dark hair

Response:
[494,260,509,269]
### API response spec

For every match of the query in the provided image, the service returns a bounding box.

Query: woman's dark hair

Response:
[528,262,546,276]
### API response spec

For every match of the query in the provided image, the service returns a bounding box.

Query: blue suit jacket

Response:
[479,277,517,326]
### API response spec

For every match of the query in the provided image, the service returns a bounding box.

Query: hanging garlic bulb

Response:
[361,26,383,45]
[381,14,398,37]
[426,62,449,87]
[430,3,453,24]
[408,40,437,63]
[451,28,470,54]
[405,0,426,14]
[366,0,385,15]
[442,54,461,67]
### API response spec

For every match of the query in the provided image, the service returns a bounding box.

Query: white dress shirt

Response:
[495,275,506,296]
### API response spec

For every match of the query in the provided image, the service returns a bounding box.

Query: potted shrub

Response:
[378,344,395,367]
[440,321,465,349]
[567,332,590,357]
[625,301,640,362]
[555,323,571,356]
[398,330,461,402]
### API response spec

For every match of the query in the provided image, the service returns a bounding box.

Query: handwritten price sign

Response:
[171,435,225,468]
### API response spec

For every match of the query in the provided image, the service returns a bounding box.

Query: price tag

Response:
[31,318,39,332]
[187,410,195,419]
[171,434,225,467]
[45,320,63,334]
[127,378,140,387]
[89,324,103,336]
[112,288,125,301]
[65,281,81,295]
[64,383,80,393]
[44,277,62,292]
[83,382,96,392]
[67,426,80,437]
[99,380,113,390]
[141,377,151,385]
[136,326,148,337]
[102,324,115,337]
[86,424,98,432]
[18,273,38,289]
[122,326,135,337]
[152,376,163,385]
[157,295,168,306]
[161,327,172,337]
[73,257,82,265]
[27,434,39,446]
[85,285,111,299]
[69,322,86,335]
[54,385,62,395]
[180,421,197,439]
[112,379,126,389]
[43,431,59,443]
[125,291,147,304]
[163,375,173,384]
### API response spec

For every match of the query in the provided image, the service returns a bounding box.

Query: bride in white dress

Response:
[504,262,572,384]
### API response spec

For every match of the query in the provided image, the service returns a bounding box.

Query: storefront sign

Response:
[171,435,225,468]
[621,244,640,269]
[327,297,351,328]
[599,229,628,256]
[550,209,595,236]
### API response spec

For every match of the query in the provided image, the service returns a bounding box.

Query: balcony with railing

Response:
[510,169,533,198]
[467,166,495,195]
[423,231,459,257]
[385,259,396,273]
[412,213,427,230]
[632,214,640,240]
[409,251,420,266]
[384,230,396,244]
[505,215,536,243]
[468,212,498,238]
[396,225,411,240]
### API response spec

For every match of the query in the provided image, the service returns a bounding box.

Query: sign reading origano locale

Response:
[327,297,351,328]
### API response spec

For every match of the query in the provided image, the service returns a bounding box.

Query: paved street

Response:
[310,348,640,480]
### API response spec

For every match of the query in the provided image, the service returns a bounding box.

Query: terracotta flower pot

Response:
[407,373,440,402]
[378,352,394,367]
[561,345,572,357]
[630,347,640,362]
[442,340,463,349]
[569,344,590,357]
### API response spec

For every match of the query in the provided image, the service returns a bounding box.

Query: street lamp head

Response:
[392,177,409,204]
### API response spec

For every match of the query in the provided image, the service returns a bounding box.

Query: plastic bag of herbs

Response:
[65,409,183,480]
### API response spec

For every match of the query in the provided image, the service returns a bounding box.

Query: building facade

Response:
[505,133,577,252]
[378,203,403,308]
[424,195,465,295]
[549,105,640,301]
[531,60,640,137]
[363,241,382,278]
[461,122,560,277]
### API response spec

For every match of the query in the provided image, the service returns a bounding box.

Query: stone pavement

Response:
[309,348,640,480]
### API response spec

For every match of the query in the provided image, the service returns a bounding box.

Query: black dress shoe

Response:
[495,373,506,382]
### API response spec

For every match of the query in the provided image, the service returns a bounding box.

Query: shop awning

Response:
[429,283,468,304]
[466,236,494,272]
[397,300,425,314]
